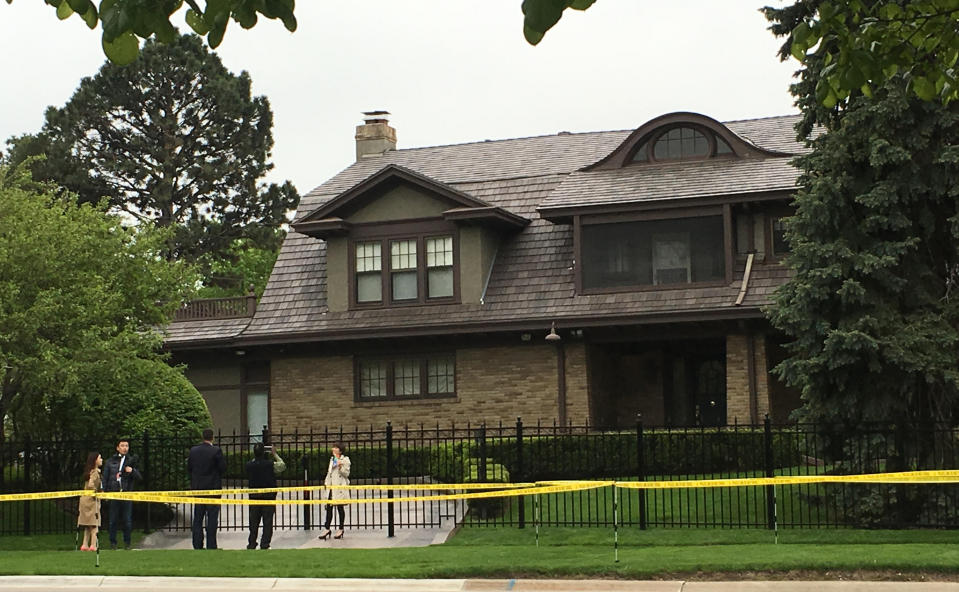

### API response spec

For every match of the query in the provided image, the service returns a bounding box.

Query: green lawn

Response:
[0,527,956,578]
[467,470,847,528]
[0,543,955,578]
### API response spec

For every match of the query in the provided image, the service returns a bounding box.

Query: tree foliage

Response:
[195,231,284,299]
[0,165,210,439]
[3,33,297,274]
[5,0,296,65]
[521,0,596,45]
[772,0,959,106]
[765,5,959,425]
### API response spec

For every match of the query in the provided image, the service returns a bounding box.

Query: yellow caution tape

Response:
[3,471,956,505]
[97,481,608,506]
[0,490,88,503]
[140,481,539,497]
[614,470,959,490]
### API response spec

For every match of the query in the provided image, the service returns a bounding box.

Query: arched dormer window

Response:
[631,126,735,163]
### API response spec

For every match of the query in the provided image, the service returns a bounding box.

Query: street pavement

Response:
[1,576,958,591]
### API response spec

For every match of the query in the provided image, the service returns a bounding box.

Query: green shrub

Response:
[482,429,803,481]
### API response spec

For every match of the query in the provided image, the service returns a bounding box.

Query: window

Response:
[581,217,725,291]
[771,216,790,256]
[356,354,456,401]
[390,239,418,301]
[352,233,456,306]
[355,241,383,303]
[631,126,735,163]
[654,128,708,159]
[426,236,454,298]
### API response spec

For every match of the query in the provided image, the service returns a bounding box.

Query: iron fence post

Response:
[302,454,311,531]
[23,435,31,536]
[478,424,487,483]
[637,418,647,530]
[142,431,151,533]
[386,421,395,538]
[764,415,775,530]
[516,417,525,529]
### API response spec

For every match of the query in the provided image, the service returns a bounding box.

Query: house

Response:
[164,111,804,435]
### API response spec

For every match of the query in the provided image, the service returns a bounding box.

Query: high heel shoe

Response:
[333,530,344,539]
[317,529,331,540]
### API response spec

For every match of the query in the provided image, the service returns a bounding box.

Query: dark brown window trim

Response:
[765,206,794,263]
[723,204,734,285]
[626,124,740,164]
[576,209,733,294]
[349,226,460,309]
[581,205,723,226]
[578,280,728,297]
[349,218,458,237]
[353,353,457,402]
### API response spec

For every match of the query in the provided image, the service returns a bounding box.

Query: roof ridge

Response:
[364,115,798,155]
[386,128,632,153]
[722,113,800,124]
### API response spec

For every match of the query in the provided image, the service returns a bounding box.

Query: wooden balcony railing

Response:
[173,293,257,321]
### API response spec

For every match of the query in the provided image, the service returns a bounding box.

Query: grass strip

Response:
[0,543,956,578]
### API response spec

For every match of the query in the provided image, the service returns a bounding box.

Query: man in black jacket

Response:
[245,443,286,549]
[187,428,226,550]
[101,437,142,550]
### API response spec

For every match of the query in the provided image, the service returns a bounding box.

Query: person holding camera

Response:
[101,437,142,550]
[317,444,350,540]
[245,443,286,550]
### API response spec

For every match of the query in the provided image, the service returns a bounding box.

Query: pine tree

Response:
[3,33,297,279]
[765,5,959,427]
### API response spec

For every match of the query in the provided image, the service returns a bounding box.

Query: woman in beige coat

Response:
[77,452,102,551]
[317,444,351,540]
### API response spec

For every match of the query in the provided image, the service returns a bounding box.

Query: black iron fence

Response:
[1,419,957,536]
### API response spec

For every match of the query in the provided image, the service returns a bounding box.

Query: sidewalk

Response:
[139,524,453,550]
[2,576,959,591]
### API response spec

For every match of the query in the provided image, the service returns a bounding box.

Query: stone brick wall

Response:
[269,343,585,431]
[725,333,771,425]
[564,342,589,424]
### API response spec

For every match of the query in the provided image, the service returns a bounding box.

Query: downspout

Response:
[479,244,499,305]
[735,252,755,306]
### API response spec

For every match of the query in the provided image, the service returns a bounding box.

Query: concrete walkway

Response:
[139,523,455,550]
[2,577,958,591]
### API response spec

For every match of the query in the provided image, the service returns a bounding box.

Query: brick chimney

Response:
[355,110,397,160]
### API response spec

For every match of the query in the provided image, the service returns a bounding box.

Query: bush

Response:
[482,429,804,481]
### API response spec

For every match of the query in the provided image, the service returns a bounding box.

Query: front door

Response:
[692,358,725,426]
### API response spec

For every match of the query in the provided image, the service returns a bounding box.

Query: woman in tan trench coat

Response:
[77,452,102,551]
[317,444,351,540]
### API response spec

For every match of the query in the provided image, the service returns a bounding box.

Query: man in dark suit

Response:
[101,437,142,550]
[187,428,226,549]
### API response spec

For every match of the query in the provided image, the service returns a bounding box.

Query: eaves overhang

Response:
[538,188,796,224]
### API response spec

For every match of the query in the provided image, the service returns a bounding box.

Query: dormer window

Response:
[351,229,459,307]
[631,126,735,163]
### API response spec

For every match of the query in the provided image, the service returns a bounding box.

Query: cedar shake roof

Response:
[538,157,799,218]
[166,114,805,347]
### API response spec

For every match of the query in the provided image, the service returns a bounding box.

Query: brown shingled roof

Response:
[167,114,805,347]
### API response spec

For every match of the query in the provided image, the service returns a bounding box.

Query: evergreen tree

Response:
[3,33,297,279]
[765,5,959,426]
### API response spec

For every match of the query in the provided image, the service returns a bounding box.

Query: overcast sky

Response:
[0,1,798,201]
